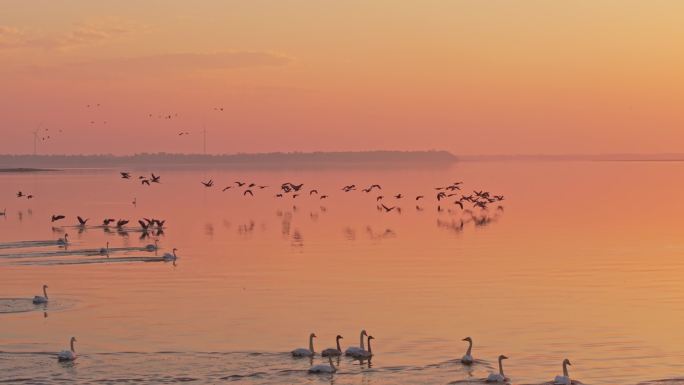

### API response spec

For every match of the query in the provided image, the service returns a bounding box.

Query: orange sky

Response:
[1,1,684,155]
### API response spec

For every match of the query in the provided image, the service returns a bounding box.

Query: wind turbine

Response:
[31,122,42,155]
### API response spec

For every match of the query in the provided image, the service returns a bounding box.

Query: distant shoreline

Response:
[0,151,457,169]
[0,168,59,173]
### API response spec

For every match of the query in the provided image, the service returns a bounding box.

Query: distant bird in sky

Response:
[202,180,214,187]
[381,204,396,212]
[103,218,116,226]
[17,191,24,198]
[320,195,328,199]
[141,179,150,186]
[394,194,403,199]
[235,181,245,187]
[416,195,424,201]
[120,172,131,179]
[51,214,65,222]
[454,201,464,209]
[222,186,232,192]
[310,189,318,195]
[76,216,88,226]
[376,195,384,201]
[244,189,254,196]
[150,173,161,183]
[116,219,129,228]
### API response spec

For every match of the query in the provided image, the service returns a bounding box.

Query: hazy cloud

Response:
[86,52,293,72]
[17,51,293,80]
[0,20,142,51]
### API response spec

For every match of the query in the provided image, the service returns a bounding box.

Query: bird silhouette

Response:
[77,216,89,226]
[381,204,396,212]
[51,215,65,222]
[202,180,214,187]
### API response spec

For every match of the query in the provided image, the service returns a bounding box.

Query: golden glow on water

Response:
[2,162,684,384]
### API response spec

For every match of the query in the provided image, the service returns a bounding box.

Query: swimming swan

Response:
[344,329,367,356]
[322,335,343,357]
[162,248,178,261]
[351,335,374,359]
[144,240,158,251]
[308,356,337,374]
[57,233,69,246]
[33,285,49,304]
[292,333,316,357]
[58,337,77,361]
[486,355,509,382]
[99,242,109,256]
[461,336,474,364]
[553,358,572,385]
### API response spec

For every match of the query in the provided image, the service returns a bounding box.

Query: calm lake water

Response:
[2,161,684,384]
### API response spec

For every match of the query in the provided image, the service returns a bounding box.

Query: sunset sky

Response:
[2,1,683,155]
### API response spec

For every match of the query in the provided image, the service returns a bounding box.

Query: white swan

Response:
[553,358,572,385]
[351,335,374,359]
[486,354,509,382]
[57,233,69,246]
[308,356,337,374]
[162,248,178,261]
[291,333,316,357]
[322,335,343,357]
[99,242,109,256]
[461,336,474,364]
[144,240,158,252]
[344,329,367,356]
[33,285,49,304]
[57,337,77,361]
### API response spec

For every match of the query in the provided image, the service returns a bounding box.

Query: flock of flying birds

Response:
[119,171,504,213]
[6,172,505,241]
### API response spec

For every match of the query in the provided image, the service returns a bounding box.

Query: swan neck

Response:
[309,335,314,353]
[360,333,365,349]
[499,358,504,376]
[70,339,75,352]
[367,338,372,353]
[336,338,341,351]
[563,362,569,377]
[466,340,472,355]
[43,287,48,299]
